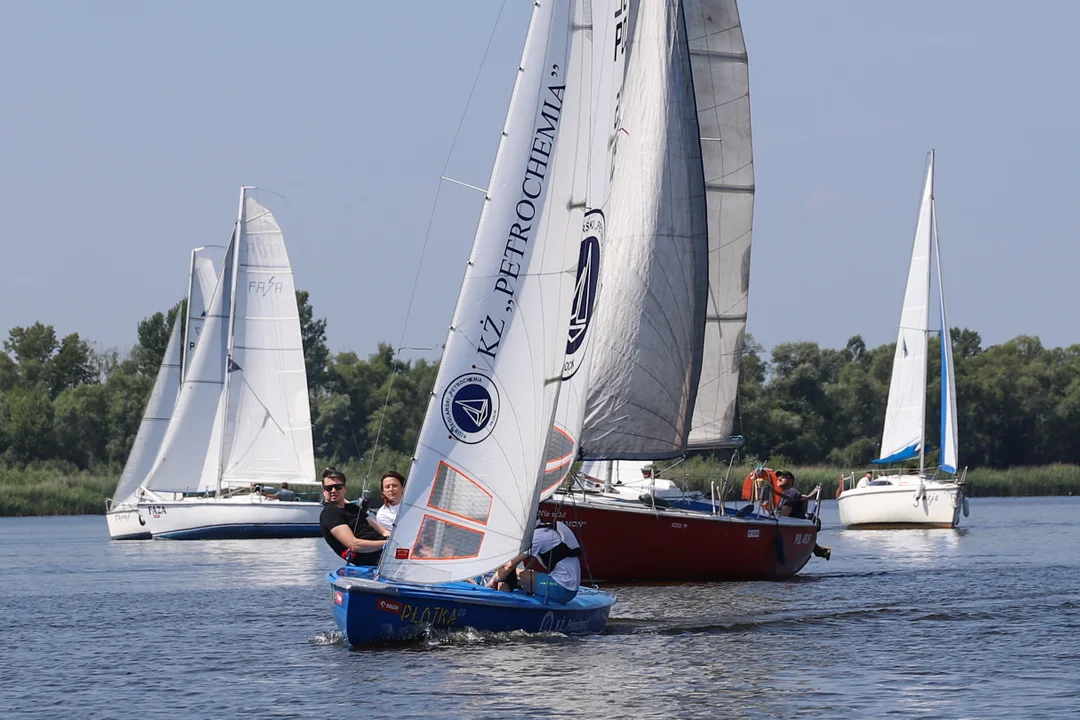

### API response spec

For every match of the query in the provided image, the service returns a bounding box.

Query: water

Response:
[2,498,1078,719]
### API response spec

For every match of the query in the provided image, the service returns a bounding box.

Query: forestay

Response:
[216,196,315,487]
[580,0,710,460]
[876,155,934,464]
[684,0,755,450]
[113,315,183,504]
[380,0,580,585]
[541,0,629,498]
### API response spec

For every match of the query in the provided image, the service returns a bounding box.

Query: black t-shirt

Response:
[320,502,384,565]
[780,487,807,519]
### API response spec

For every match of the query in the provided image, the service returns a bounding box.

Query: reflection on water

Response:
[2,498,1079,718]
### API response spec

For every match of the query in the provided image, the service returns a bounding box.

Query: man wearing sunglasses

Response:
[319,468,388,566]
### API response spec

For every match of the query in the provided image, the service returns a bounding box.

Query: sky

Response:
[2,1,1078,366]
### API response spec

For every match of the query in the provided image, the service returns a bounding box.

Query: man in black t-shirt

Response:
[776,471,831,561]
[319,469,387,566]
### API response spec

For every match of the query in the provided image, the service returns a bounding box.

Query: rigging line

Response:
[364,0,509,483]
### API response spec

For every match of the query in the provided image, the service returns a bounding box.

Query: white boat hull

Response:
[106,505,152,540]
[837,478,963,528]
[138,496,322,540]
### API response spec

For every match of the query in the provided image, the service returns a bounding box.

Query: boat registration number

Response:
[146,504,167,518]
[793,533,814,545]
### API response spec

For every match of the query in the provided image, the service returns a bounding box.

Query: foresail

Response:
[144,235,235,493]
[934,198,958,473]
[380,0,579,584]
[218,196,315,486]
[876,154,933,464]
[542,0,629,498]
[113,312,183,503]
[182,255,219,381]
[684,0,755,450]
[579,0,710,460]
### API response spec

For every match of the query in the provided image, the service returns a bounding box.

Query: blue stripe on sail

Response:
[873,442,920,464]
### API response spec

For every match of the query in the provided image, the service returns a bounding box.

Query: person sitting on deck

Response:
[372,471,406,536]
[857,472,872,489]
[776,471,831,561]
[259,482,298,501]
[487,519,582,603]
[318,468,388,566]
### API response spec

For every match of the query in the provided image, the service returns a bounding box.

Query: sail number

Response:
[793,533,813,545]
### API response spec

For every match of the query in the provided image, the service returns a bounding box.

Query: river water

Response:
[1,497,1077,718]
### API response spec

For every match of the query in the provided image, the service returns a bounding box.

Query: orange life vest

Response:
[741,468,782,511]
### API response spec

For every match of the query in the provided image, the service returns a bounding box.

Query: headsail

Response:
[112,313,183,504]
[685,0,755,450]
[876,153,934,465]
[934,193,958,473]
[380,0,580,584]
[579,0,710,460]
[216,195,315,487]
[181,252,219,381]
[541,0,630,498]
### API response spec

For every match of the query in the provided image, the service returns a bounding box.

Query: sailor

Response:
[373,471,406,535]
[857,472,872,489]
[318,468,388,566]
[488,519,582,603]
[259,481,298,501]
[776,471,831,561]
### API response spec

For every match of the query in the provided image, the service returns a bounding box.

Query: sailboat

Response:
[136,188,321,540]
[329,0,620,646]
[837,151,968,528]
[538,0,823,582]
[105,249,218,540]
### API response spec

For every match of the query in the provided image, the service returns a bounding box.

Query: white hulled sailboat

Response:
[838,151,968,528]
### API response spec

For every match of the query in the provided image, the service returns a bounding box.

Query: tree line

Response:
[0,293,1076,474]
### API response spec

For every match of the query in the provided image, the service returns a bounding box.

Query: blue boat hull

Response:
[328,567,615,646]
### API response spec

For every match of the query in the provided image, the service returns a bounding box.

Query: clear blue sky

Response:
[2,1,1077,365]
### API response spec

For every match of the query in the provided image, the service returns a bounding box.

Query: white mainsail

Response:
[541,0,630,497]
[144,233,236,494]
[934,197,958,473]
[579,0,710,460]
[685,0,755,449]
[215,195,315,487]
[181,253,219,381]
[380,0,580,584]
[112,314,183,504]
[876,154,934,465]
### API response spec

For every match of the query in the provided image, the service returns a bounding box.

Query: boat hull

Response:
[139,497,322,539]
[106,505,152,540]
[837,480,962,528]
[329,567,614,646]
[538,495,819,582]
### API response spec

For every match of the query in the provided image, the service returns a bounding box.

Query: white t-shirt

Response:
[529,521,581,591]
[856,476,871,488]
[375,502,399,530]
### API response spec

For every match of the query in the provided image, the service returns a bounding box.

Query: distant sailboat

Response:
[137,188,320,540]
[105,250,217,540]
[837,151,968,528]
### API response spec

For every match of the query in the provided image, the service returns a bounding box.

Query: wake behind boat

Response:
[838,151,969,529]
[136,187,321,540]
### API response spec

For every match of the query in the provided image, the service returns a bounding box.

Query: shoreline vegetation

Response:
[3,460,1079,518]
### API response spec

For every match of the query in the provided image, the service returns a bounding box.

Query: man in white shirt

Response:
[487,520,582,603]
[856,471,872,488]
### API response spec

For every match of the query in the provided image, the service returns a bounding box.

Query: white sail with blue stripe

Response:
[935,201,958,473]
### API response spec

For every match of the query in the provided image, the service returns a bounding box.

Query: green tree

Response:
[53,383,109,467]
[0,385,55,461]
[297,290,331,396]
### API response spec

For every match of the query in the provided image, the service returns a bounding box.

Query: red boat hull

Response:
[539,497,818,582]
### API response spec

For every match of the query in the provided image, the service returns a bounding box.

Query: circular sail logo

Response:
[563,210,604,379]
[442,372,500,444]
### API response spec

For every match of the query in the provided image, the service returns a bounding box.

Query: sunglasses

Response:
[322,483,345,492]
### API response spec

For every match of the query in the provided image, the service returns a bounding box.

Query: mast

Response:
[919,150,934,476]
[216,187,247,494]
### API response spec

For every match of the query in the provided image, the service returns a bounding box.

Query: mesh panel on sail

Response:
[428,461,492,524]
[412,515,484,560]
[542,425,575,493]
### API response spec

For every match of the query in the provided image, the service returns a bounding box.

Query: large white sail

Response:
[216,195,315,487]
[877,154,934,464]
[144,234,236,493]
[541,0,629,497]
[182,253,219,381]
[579,0,710,460]
[380,0,579,584]
[112,314,183,504]
[934,196,958,473]
[685,0,755,449]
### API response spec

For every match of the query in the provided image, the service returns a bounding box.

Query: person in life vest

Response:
[487,519,582,603]
[318,468,388,566]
